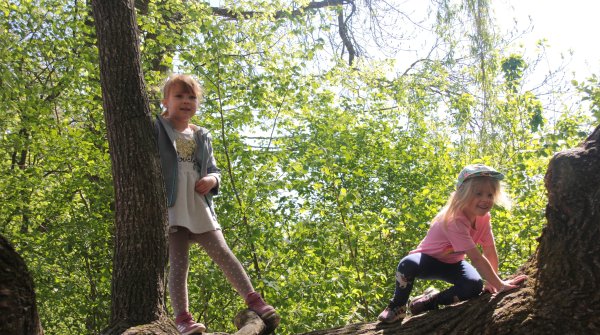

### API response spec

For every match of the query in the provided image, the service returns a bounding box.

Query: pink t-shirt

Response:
[410,211,495,263]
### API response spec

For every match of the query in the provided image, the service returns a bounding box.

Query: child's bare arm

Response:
[482,244,499,292]
[466,247,527,293]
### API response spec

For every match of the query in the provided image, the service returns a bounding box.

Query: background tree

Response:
[90,0,170,333]
[1,0,112,332]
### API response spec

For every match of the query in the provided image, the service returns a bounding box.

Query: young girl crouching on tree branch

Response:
[378,164,527,323]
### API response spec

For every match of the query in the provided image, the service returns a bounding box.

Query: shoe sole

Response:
[378,316,404,324]
[262,312,281,333]
[181,325,205,335]
[259,310,277,319]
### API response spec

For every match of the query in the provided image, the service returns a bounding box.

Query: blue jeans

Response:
[391,253,483,307]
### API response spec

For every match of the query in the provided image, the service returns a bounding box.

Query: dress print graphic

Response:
[176,136,196,163]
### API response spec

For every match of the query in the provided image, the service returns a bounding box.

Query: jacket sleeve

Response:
[155,116,178,207]
[204,130,221,196]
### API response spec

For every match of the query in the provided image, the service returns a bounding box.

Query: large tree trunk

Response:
[299,124,600,335]
[0,234,44,335]
[534,124,600,333]
[90,0,170,333]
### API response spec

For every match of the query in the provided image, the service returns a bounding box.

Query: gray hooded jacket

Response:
[155,115,221,213]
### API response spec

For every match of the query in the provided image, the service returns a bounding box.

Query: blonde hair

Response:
[161,74,203,115]
[433,176,511,225]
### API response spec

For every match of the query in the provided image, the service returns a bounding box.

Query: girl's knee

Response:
[395,256,419,288]
[397,254,419,273]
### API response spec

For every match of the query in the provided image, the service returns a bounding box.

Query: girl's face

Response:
[462,181,495,222]
[162,82,198,123]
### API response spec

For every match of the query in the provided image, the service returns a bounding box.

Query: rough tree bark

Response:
[298,124,600,335]
[91,0,170,333]
[0,234,43,335]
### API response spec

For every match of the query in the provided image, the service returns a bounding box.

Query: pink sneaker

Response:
[409,287,440,315]
[245,291,277,319]
[175,312,206,335]
[377,302,406,323]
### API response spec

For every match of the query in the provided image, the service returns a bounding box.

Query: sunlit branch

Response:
[209,0,350,20]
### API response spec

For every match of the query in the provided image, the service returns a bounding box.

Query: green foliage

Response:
[1,0,596,334]
[1,0,112,333]
[574,75,600,123]
[501,54,527,93]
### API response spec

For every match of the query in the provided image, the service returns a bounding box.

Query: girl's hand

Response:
[195,176,217,195]
[483,281,497,293]
[497,274,528,293]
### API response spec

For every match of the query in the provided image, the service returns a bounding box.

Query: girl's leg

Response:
[168,228,192,317]
[191,229,254,296]
[434,260,483,305]
[417,255,483,306]
[390,253,423,306]
[378,253,423,323]
[192,230,277,320]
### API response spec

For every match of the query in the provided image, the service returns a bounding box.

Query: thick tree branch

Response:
[337,9,355,65]
[210,0,359,65]
[210,0,349,20]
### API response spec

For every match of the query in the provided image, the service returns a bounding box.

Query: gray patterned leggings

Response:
[168,227,254,316]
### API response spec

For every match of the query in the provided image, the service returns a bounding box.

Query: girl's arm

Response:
[482,244,499,272]
[465,247,527,293]
[482,244,499,292]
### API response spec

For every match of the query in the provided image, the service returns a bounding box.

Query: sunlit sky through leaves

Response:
[494,0,600,81]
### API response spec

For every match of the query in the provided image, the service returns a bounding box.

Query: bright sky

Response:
[208,0,600,82]
[493,0,600,80]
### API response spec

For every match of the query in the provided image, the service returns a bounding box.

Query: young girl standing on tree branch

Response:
[378,164,528,323]
[156,74,278,335]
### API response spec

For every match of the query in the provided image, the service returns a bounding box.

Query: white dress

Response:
[167,127,220,234]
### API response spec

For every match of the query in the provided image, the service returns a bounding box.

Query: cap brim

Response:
[468,171,504,181]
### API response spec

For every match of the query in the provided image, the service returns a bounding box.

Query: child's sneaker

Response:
[175,312,205,335]
[377,301,407,323]
[409,287,440,315]
[245,291,277,320]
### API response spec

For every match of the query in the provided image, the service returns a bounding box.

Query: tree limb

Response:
[337,7,356,66]
[210,0,349,20]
